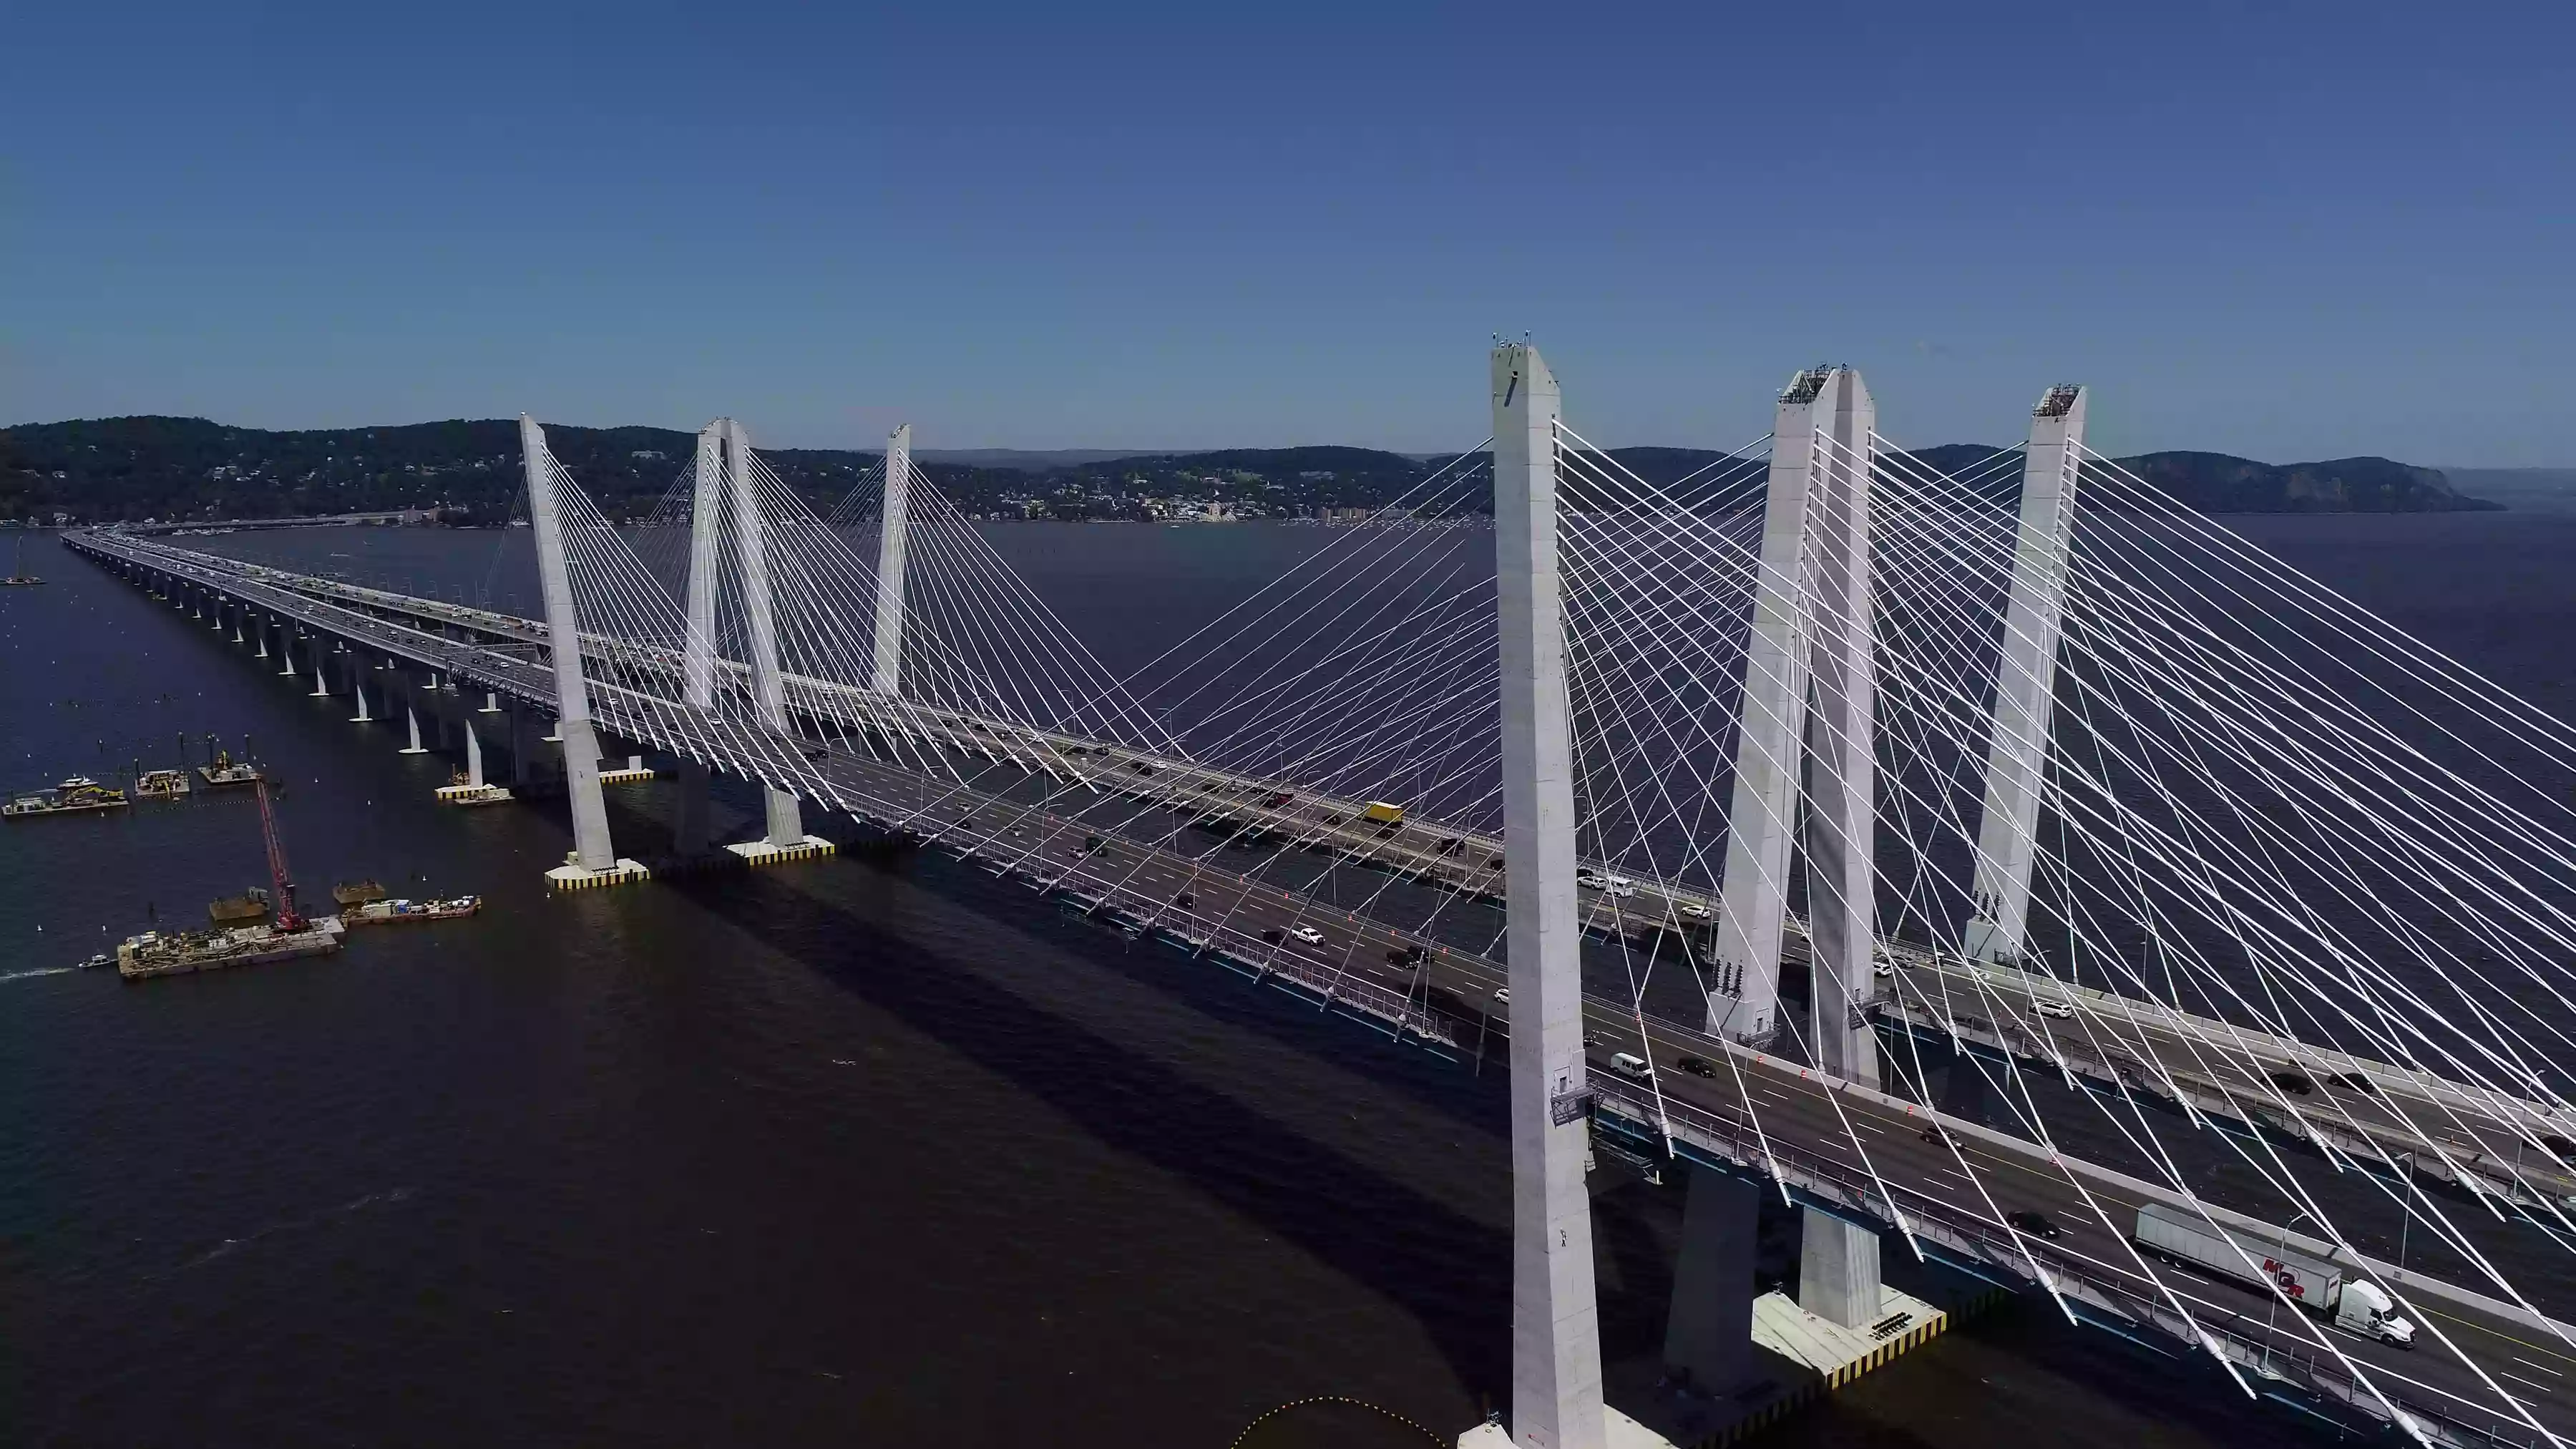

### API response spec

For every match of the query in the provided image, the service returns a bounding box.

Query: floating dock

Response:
[435,782,514,806]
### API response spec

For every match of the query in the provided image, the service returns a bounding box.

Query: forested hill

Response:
[0,416,2499,524]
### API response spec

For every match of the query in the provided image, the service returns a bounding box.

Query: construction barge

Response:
[4,776,129,819]
[340,895,482,927]
[117,917,346,979]
[197,749,260,789]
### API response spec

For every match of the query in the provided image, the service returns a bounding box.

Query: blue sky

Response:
[5,2,2567,462]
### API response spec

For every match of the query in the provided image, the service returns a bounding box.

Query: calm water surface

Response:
[8,514,2570,1448]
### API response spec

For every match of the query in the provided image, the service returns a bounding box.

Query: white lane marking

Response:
[2515,1357,2565,1377]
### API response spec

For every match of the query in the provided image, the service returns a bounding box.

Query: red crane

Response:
[254,775,306,931]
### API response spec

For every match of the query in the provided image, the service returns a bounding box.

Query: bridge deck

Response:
[76,528,2576,1446]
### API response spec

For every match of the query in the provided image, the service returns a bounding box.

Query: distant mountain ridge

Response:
[0,415,2501,523]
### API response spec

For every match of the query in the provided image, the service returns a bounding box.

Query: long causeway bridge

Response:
[68,353,2576,1449]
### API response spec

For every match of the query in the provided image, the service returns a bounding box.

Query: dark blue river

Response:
[8,514,2574,1448]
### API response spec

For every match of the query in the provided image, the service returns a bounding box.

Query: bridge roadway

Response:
[76,530,2576,1446]
[88,530,2576,1207]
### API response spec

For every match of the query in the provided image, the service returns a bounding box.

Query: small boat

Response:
[1,535,42,585]
[135,767,192,799]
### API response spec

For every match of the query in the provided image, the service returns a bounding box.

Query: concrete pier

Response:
[1662,1171,1760,1397]
[1797,1209,1883,1330]
[674,760,711,857]
[436,717,513,804]
[400,703,429,753]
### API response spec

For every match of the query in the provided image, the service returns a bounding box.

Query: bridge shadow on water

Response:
[618,794,1574,1415]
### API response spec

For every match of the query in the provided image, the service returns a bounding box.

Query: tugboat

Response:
[2,776,130,819]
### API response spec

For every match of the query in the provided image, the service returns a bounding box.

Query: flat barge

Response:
[117,917,346,979]
[341,895,482,927]
[4,776,130,819]
[197,753,261,789]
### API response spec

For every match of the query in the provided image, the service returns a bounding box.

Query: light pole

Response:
[2263,1208,2321,1368]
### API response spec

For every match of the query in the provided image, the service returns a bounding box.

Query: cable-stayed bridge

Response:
[67,350,2576,1449]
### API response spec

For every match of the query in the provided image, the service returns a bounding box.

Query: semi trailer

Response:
[2133,1203,2414,1347]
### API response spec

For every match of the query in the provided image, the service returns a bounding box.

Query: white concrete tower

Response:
[1797,368,1879,1087]
[1963,385,2087,965]
[1705,367,1880,1084]
[1489,342,1606,1449]
[721,419,806,847]
[673,421,726,857]
[682,421,726,711]
[871,423,912,696]
[519,416,620,872]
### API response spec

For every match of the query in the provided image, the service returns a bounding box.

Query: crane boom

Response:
[254,775,304,930]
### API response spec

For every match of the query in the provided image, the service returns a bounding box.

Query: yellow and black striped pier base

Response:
[722,836,837,868]
[543,858,652,891]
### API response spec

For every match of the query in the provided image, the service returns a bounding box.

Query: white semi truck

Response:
[2134,1203,2416,1347]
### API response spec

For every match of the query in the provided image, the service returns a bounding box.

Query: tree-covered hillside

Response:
[0,416,2499,525]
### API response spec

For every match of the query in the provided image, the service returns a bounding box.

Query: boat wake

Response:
[0,965,79,983]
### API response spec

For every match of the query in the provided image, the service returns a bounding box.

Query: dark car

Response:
[2006,1210,2063,1239]
[2543,1133,2576,1161]
[1921,1125,1956,1147]
[1174,892,1195,909]
[2265,1070,2315,1096]
[1082,834,1106,854]
[1265,791,1294,808]
[1387,945,1430,967]
[1260,927,1286,945]
[2328,1071,2379,1096]
[1437,836,1465,857]
[1675,1054,1719,1079]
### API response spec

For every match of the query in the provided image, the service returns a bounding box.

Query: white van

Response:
[1609,1052,1651,1080]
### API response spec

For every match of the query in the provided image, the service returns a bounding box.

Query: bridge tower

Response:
[721,419,809,851]
[872,423,912,696]
[673,420,726,857]
[1963,385,2087,966]
[1484,341,1607,1449]
[520,416,638,883]
[1707,367,1880,1088]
